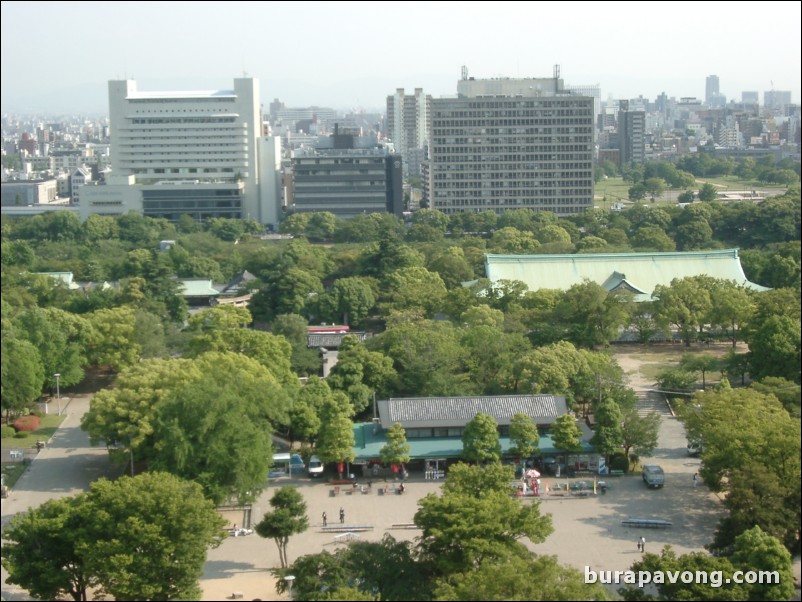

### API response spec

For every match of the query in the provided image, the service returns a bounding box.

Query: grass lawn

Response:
[6,413,66,448]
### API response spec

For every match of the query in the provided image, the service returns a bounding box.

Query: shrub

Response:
[609,451,629,472]
[29,407,45,418]
[1,425,16,439]
[13,415,41,432]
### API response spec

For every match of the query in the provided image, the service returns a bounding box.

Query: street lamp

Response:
[54,373,61,416]
[284,575,295,600]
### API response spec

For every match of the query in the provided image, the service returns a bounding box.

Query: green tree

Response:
[22,309,101,387]
[679,353,719,389]
[652,277,713,346]
[256,486,309,569]
[643,177,666,200]
[698,182,718,202]
[555,280,631,348]
[380,422,411,467]
[381,266,447,316]
[1,336,45,421]
[150,352,285,504]
[85,472,226,601]
[708,282,755,347]
[326,336,397,414]
[678,189,695,203]
[590,397,624,463]
[620,410,660,466]
[271,313,322,376]
[631,225,676,251]
[1,494,98,602]
[82,357,198,466]
[730,526,794,602]
[315,276,376,327]
[1,473,226,602]
[508,413,540,460]
[462,412,502,463]
[85,306,141,371]
[435,552,608,601]
[620,547,746,601]
[316,394,356,477]
[746,315,801,382]
[414,463,553,576]
[549,414,583,452]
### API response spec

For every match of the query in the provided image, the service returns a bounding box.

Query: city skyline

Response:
[2,1,800,115]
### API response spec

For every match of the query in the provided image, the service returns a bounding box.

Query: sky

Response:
[2,1,801,116]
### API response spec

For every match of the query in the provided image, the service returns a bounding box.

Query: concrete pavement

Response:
[1,393,120,601]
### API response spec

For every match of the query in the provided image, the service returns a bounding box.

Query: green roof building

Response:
[485,248,769,301]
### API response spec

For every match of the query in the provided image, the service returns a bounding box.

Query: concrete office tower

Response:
[427,72,594,216]
[742,91,759,104]
[386,88,431,177]
[95,78,279,225]
[618,100,645,165]
[705,75,720,106]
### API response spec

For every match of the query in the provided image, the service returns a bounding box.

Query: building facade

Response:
[386,88,431,177]
[290,148,403,218]
[618,100,645,165]
[81,78,281,227]
[427,74,595,216]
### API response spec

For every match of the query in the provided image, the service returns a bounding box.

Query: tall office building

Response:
[618,100,645,165]
[427,71,594,216]
[764,90,793,110]
[386,88,430,177]
[705,75,720,106]
[82,78,281,227]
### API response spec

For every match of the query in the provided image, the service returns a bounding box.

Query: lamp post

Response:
[54,373,61,416]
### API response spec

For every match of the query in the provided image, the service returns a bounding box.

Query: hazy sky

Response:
[2,1,800,115]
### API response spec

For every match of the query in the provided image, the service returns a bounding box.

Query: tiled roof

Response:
[378,395,567,429]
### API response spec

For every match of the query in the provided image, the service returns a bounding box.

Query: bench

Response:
[334,532,361,542]
[621,518,673,529]
[391,523,418,529]
[321,525,374,533]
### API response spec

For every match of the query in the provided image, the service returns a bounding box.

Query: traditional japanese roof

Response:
[484,248,768,301]
[177,278,220,298]
[377,395,567,430]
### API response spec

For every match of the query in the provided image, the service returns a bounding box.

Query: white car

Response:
[308,456,324,478]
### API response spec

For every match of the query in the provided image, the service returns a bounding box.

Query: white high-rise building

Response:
[82,78,281,227]
[387,88,430,177]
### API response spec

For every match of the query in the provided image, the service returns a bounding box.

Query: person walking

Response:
[322,512,327,527]
[339,507,345,524]
[639,536,646,553]
[693,472,699,487]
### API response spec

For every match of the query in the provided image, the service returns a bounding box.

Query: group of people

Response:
[322,508,346,527]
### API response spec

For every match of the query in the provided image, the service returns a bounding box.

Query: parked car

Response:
[308,455,324,478]
[642,464,665,488]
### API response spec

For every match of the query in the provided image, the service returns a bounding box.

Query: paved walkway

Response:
[1,394,119,601]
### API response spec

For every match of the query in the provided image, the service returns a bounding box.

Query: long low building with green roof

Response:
[349,394,597,470]
[485,248,769,301]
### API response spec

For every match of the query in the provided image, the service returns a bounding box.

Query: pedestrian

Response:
[693,472,698,487]
[322,512,327,527]
[639,536,646,553]
[339,507,345,524]
[636,538,641,552]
